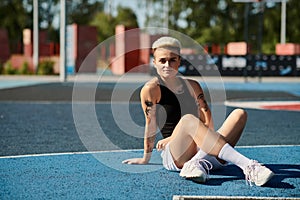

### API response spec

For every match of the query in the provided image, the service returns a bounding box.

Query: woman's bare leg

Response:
[167,110,273,186]
[168,109,247,168]
[212,108,248,164]
[168,114,226,168]
[217,108,247,147]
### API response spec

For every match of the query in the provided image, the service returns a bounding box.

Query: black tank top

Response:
[156,77,198,138]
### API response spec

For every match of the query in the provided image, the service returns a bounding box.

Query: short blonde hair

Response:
[152,37,181,54]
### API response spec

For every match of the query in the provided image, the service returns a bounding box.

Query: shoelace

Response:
[244,160,260,186]
[196,159,213,179]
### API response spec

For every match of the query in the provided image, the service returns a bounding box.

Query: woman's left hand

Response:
[156,137,171,151]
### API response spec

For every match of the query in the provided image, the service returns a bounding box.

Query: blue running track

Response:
[0,76,299,199]
[0,146,299,199]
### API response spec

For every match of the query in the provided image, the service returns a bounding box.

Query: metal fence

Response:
[179,54,300,77]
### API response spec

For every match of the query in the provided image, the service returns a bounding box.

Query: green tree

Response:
[286,0,300,43]
[261,3,281,54]
[37,0,60,43]
[38,0,60,29]
[90,12,116,42]
[67,0,104,25]
[91,6,139,43]
[115,6,139,28]
[167,0,245,45]
[164,0,299,54]
[0,0,30,53]
[1,0,299,56]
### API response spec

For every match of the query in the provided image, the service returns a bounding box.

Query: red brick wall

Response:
[111,25,141,75]
[75,25,98,73]
[0,29,10,63]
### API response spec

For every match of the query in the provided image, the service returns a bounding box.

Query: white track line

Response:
[173,195,300,200]
[1,145,299,159]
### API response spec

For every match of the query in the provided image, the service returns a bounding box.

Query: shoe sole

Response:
[180,172,207,183]
[255,170,275,186]
[187,176,206,183]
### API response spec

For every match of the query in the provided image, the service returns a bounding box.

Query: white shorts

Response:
[161,143,226,171]
[161,143,181,171]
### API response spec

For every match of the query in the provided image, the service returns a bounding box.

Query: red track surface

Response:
[261,103,300,111]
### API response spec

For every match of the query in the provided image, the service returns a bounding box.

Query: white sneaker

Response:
[244,160,274,186]
[179,159,213,183]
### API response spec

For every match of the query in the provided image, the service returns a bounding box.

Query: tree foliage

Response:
[0,0,299,54]
[286,0,300,43]
[90,12,115,42]
[0,0,30,53]
[66,0,103,25]
[115,6,139,28]
[91,6,139,42]
[146,0,299,53]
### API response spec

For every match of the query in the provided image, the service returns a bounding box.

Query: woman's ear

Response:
[152,58,157,68]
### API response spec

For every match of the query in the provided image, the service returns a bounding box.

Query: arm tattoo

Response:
[197,93,208,112]
[145,135,155,153]
[145,100,153,116]
[197,93,204,99]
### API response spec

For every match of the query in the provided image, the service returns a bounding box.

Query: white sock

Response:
[191,149,225,170]
[218,143,251,171]
[190,149,208,161]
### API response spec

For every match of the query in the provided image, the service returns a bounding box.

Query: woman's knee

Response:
[180,114,201,129]
[233,108,247,123]
[181,114,198,122]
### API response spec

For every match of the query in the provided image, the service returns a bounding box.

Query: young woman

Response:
[122,37,274,186]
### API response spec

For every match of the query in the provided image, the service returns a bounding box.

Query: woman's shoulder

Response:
[182,77,203,94]
[182,78,201,88]
[143,77,160,90]
[141,77,160,96]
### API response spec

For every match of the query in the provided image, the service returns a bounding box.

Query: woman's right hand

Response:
[122,157,148,165]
